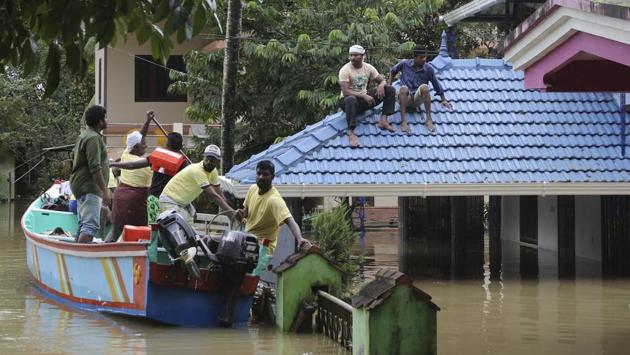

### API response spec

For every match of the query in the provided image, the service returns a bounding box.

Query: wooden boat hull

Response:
[23,185,256,326]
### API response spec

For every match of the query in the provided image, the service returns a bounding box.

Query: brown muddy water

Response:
[1,201,630,354]
[0,202,345,355]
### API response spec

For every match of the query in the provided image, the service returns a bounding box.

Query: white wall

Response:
[374,196,397,207]
[575,196,601,261]
[537,196,558,251]
[501,196,520,242]
[99,34,212,125]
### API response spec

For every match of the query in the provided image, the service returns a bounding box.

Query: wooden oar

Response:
[151,116,193,164]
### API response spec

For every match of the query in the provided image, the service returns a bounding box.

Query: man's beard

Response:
[256,180,271,191]
[203,162,215,172]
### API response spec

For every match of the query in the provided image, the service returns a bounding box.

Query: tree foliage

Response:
[0,0,220,94]
[173,0,443,163]
[0,48,94,196]
[309,204,359,284]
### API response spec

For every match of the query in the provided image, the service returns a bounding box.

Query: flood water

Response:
[0,202,345,355]
[2,202,630,354]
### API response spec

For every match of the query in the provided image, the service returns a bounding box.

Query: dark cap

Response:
[413,45,428,57]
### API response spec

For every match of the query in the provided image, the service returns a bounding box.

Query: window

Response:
[134,55,186,102]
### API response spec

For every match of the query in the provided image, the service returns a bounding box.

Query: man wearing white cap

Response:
[106,111,154,242]
[339,44,396,148]
[159,144,235,222]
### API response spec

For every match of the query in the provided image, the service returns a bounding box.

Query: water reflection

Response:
[363,229,630,355]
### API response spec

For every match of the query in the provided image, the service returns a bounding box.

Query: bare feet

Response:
[378,117,396,132]
[426,118,436,133]
[401,121,412,134]
[348,131,360,148]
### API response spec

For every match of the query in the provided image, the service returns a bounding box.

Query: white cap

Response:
[126,131,142,150]
[203,144,221,159]
[349,45,365,55]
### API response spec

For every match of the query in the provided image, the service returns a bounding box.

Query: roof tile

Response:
[227,56,630,185]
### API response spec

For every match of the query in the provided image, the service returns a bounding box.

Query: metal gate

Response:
[315,290,353,350]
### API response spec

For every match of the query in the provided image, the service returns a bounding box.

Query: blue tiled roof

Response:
[227,55,628,185]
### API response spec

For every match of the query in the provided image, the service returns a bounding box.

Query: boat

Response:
[22,183,259,326]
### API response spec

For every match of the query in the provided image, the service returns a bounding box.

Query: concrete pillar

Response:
[398,197,409,274]
[489,196,502,280]
[501,196,520,242]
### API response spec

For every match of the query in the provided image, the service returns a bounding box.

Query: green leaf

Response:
[44,43,61,96]
[136,23,152,45]
[155,0,170,22]
[204,0,217,12]
[192,4,207,36]
[185,20,193,41]
[150,34,162,61]
[65,42,81,73]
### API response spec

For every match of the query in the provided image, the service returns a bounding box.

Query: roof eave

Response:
[221,179,630,198]
[441,0,505,26]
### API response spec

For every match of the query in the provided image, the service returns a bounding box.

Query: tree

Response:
[0,48,94,196]
[0,0,220,95]
[172,0,443,164]
[220,0,243,174]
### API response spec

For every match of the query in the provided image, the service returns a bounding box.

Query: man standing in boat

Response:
[236,160,311,261]
[110,125,188,224]
[105,112,154,242]
[159,144,235,221]
[70,105,110,243]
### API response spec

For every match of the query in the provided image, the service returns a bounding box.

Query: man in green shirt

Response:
[70,105,110,243]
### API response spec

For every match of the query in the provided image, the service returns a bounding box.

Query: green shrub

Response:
[309,204,359,285]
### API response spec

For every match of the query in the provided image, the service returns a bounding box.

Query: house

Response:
[501,0,630,92]
[95,34,223,156]
[225,32,630,278]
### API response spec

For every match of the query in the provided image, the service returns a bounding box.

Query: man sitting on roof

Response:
[339,44,396,148]
[388,45,453,133]
[105,112,154,242]
[236,160,311,258]
[159,144,235,222]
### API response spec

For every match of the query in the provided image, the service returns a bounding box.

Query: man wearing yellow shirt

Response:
[159,144,235,222]
[236,160,310,254]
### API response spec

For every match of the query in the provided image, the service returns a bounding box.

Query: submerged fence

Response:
[315,290,353,350]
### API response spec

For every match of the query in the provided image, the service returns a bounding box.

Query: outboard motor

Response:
[156,209,202,280]
[216,231,259,326]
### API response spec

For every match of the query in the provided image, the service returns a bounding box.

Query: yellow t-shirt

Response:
[107,168,118,188]
[161,161,219,205]
[119,149,152,188]
[244,185,292,252]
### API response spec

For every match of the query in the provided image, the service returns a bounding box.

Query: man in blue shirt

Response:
[388,46,452,133]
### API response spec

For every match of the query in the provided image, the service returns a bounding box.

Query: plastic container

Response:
[252,239,271,276]
[149,147,185,176]
[122,225,152,242]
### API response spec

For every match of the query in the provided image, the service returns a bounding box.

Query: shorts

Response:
[396,84,429,110]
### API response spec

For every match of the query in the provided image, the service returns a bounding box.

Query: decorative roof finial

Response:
[439,30,449,57]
